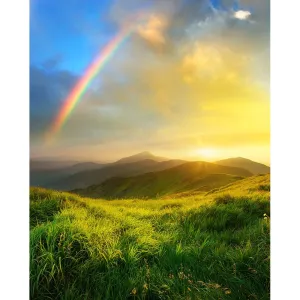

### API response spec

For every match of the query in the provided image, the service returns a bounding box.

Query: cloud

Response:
[41,54,64,70]
[30,58,171,149]
[30,0,270,162]
[234,10,251,20]
[136,14,167,47]
[30,64,78,141]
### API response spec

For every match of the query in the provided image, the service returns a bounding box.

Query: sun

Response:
[194,148,219,160]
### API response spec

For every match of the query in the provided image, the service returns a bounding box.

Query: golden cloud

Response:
[136,14,168,46]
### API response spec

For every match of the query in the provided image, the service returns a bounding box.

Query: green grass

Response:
[72,173,244,199]
[30,174,270,300]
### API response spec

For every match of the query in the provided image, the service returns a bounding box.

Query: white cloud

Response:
[234,10,251,20]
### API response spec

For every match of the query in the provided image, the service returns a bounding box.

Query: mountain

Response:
[30,152,174,189]
[67,162,105,173]
[30,169,70,188]
[30,159,79,171]
[114,151,167,164]
[216,157,270,175]
[30,161,105,188]
[51,159,187,190]
[71,161,253,199]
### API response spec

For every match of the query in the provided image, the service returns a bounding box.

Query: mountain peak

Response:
[135,151,153,157]
[115,152,167,164]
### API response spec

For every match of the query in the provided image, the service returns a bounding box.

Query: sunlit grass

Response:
[30,174,270,300]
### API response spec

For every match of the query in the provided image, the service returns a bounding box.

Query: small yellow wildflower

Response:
[224,288,231,295]
[131,288,137,295]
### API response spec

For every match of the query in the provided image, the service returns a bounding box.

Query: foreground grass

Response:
[30,174,270,300]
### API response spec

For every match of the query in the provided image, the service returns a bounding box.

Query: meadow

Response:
[30,174,270,300]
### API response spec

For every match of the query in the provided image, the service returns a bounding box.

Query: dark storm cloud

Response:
[41,55,64,71]
[30,64,78,140]
[30,58,169,147]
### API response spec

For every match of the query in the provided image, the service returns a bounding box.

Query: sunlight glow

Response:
[195,148,219,160]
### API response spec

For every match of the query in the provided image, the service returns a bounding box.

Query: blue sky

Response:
[30,0,117,74]
[29,0,262,75]
[30,0,223,74]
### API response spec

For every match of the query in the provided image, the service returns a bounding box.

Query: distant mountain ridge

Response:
[216,157,270,175]
[30,161,105,188]
[50,158,187,190]
[71,161,252,199]
[30,160,79,171]
[30,152,268,192]
[30,152,170,189]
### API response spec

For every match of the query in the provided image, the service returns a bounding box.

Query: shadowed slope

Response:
[216,157,270,175]
[53,159,187,191]
[30,152,169,189]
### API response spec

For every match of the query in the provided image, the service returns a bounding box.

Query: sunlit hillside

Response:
[30,174,270,300]
[71,161,253,199]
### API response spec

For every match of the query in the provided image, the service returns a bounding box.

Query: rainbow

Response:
[45,26,133,144]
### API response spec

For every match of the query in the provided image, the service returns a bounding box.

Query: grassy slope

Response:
[30,174,269,300]
[71,161,253,199]
[73,174,244,199]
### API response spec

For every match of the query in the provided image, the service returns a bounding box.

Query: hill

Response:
[67,162,105,172]
[30,159,79,171]
[216,157,270,175]
[30,174,270,300]
[52,159,187,190]
[30,161,105,188]
[114,151,168,164]
[71,161,253,199]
